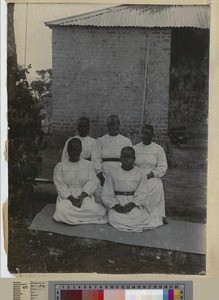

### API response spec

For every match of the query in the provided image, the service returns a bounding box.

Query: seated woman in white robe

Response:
[92,114,132,183]
[61,117,95,162]
[91,115,132,203]
[53,138,108,225]
[102,147,164,232]
[134,124,168,218]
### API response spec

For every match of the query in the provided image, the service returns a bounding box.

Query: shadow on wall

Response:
[169,28,209,139]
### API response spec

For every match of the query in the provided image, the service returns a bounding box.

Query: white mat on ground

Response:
[29,204,206,254]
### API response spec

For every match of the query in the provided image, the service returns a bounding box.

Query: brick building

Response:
[46,5,210,146]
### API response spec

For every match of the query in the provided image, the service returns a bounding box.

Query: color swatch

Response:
[61,289,181,300]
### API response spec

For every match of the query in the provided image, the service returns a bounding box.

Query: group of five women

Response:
[53,115,168,232]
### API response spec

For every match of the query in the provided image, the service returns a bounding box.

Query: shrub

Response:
[8,66,44,217]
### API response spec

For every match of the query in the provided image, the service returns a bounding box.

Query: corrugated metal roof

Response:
[45,5,210,29]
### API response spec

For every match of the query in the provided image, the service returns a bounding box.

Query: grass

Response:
[8,144,207,275]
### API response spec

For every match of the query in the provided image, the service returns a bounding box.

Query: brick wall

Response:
[51,26,171,145]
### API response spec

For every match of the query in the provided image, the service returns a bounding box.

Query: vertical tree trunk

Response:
[7,3,18,99]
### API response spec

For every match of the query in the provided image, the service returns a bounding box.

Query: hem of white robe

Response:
[108,212,163,232]
[53,196,108,225]
[147,178,166,217]
[53,214,108,225]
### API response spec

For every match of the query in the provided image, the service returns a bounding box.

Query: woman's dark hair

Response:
[107,115,120,124]
[143,124,155,137]
[67,138,82,151]
[121,146,135,156]
[77,117,90,127]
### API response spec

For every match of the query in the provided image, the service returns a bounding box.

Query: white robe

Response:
[53,158,108,225]
[91,133,132,203]
[134,142,167,217]
[102,166,163,232]
[91,133,132,175]
[61,135,96,161]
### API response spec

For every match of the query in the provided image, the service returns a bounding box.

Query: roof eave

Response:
[45,24,209,29]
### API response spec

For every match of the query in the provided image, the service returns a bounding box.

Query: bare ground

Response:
[8,145,207,275]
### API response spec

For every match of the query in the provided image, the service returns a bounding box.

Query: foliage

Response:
[8,65,44,217]
[29,69,53,148]
[30,69,52,100]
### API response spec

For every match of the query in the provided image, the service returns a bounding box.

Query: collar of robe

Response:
[121,165,134,171]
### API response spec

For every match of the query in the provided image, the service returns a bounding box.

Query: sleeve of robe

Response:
[53,163,71,199]
[61,138,71,162]
[127,138,133,147]
[102,172,119,208]
[82,164,99,196]
[91,138,103,174]
[132,172,149,207]
[152,146,168,178]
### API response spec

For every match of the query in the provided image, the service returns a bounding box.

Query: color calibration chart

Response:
[49,282,192,300]
[13,281,192,300]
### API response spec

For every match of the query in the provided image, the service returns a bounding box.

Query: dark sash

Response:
[115,191,135,196]
[102,158,121,162]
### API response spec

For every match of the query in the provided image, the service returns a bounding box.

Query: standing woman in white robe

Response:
[134,124,168,217]
[102,147,164,232]
[91,115,132,187]
[53,138,108,225]
[61,117,95,162]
